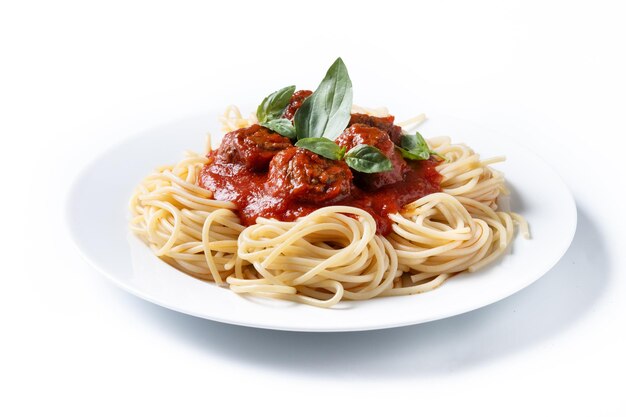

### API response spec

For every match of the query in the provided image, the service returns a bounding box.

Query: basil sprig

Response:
[295,138,392,173]
[255,58,393,174]
[256,85,298,137]
[291,59,391,173]
[344,144,393,173]
[294,58,353,140]
[256,85,295,124]
[261,118,296,139]
[396,131,440,161]
[295,138,346,160]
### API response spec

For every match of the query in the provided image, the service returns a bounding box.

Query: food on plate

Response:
[130,58,529,308]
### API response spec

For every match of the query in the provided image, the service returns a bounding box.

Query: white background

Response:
[2,0,625,415]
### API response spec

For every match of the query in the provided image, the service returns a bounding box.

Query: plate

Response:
[66,112,577,332]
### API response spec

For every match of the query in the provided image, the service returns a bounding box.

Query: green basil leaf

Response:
[400,131,428,152]
[261,118,296,139]
[400,133,416,151]
[295,137,343,160]
[257,85,296,124]
[398,131,434,161]
[294,58,353,140]
[344,144,393,173]
[396,145,431,161]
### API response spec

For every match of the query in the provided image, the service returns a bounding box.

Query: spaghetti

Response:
[129,109,528,307]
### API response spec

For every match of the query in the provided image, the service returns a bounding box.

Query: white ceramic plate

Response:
[67,112,576,332]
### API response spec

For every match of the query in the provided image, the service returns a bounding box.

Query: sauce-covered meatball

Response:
[268,147,352,204]
[216,124,292,171]
[335,124,409,190]
[283,90,313,120]
[349,113,402,145]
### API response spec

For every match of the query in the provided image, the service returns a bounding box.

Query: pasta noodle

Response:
[129,107,528,308]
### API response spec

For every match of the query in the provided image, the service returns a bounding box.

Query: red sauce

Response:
[349,113,403,145]
[199,113,442,236]
[283,90,312,120]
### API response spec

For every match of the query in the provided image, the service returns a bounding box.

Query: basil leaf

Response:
[398,132,434,161]
[295,137,344,160]
[294,58,353,140]
[400,131,428,152]
[344,144,393,173]
[396,145,431,161]
[261,119,296,139]
[257,85,296,124]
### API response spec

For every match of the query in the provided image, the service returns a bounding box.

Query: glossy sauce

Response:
[199,111,441,236]
[199,151,441,236]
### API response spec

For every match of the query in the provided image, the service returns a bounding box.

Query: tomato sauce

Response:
[199,155,440,236]
[198,113,441,236]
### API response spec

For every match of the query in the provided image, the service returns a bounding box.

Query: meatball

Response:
[283,90,313,120]
[268,147,352,204]
[335,124,409,190]
[349,113,402,145]
[216,124,292,171]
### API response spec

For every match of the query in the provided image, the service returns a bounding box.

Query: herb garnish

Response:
[256,85,295,124]
[256,85,297,138]
[343,144,393,173]
[396,131,441,161]
[291,58,391,173]
[295,138,392,173]
[256,58,395,173]
[294,58,353,140]
[261,118,296,139]
[294,137,346,160]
